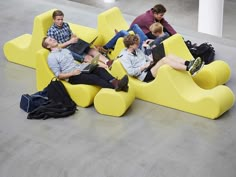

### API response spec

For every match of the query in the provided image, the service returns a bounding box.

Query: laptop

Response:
[79,54,99,73]
[144,43,165,71]
[68,36,98,55]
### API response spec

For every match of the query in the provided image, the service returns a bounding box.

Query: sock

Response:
[185,61,190,71]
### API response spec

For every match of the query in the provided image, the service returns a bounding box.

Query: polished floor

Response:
[0,0,236,177]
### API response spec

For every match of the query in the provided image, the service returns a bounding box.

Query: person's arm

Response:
[57,69,81,80]
[120,51,150,76]
[161,18,177,35]
[58,36,78,49]
[47,53,81,80]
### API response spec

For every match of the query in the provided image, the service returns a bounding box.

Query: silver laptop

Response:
[79,54,99,73]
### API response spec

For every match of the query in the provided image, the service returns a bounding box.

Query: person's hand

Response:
[70,37,78,44]
[145,39,154,44]
[72,69,81,76]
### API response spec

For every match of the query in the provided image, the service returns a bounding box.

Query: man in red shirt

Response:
[130,4,176,39]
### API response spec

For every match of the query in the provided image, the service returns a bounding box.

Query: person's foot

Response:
[114,29,119,34]
[112,75,129,92]
[95,45,108,54]
[188,57,205,76]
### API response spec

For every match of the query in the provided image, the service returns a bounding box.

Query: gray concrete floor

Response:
[0,0,236,177]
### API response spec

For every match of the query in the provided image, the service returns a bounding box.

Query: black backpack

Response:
[185,40,215,64]
[27,78,77,120]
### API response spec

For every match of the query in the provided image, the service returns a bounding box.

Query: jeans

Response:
[68,67,115,88]
[68,49,85,63]
[104,24,148,49]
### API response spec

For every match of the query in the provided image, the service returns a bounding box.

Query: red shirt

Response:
[130,9,177,36]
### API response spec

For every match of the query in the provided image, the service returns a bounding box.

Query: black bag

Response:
[20,90,48,113]
[185,40,215,64]
[27,78,77,120]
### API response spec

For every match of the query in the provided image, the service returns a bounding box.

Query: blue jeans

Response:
[104,24,148,49]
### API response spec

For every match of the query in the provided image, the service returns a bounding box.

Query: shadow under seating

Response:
[36,49,100,108]
[4,9,101,69]
[110,59,235,119]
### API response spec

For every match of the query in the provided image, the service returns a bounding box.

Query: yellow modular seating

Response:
[94,88,135,117]
[110,59,235,119]
[36,49,100,108]
[97,7,231,89]
[163,34,231,89]
[97,7,129,59]
[4,9,101,68]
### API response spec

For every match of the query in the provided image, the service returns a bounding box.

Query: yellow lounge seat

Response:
[110,59,235,119]
[163,33,231,89]
[97,7,129,59]
[94,88,135,117]
[36,49,100,108]
[4,9,101,69]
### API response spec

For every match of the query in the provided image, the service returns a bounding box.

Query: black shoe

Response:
[112,75,129,92]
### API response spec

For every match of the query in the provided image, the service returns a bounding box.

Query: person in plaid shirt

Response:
[47,10,113,68]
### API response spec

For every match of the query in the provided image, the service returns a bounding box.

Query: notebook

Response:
[79,54,99,73]
[68,36,98,55]
[144,43,165,71]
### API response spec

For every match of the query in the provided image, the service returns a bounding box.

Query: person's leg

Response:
[69,67,129,91]
[103,30,129,49]
[130,24,148,48]
[92,67,129,91]
[69,72,114,88]
[150,56,187,77]
[88,48,113,68]
[69,50,85,63]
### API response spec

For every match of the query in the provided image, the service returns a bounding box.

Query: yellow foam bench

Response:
[163,33,231,89]
[36,49,100,107]
[110,59,235,119]
[94,87,135,117]
[97,7,129,59]
[4,9,101,69]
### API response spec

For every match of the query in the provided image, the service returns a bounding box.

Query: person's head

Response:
[42,36,58,51]
[149,22,164,37]
[52,10,64,28]
[151,4,166,21]
[123,34,140,49]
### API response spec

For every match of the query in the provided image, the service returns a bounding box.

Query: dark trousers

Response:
[69,67,114,88]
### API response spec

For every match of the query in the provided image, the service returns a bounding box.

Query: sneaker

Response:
[112,75,129,92]
[189,57,205,76]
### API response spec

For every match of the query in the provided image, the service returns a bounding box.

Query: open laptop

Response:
[79,54,100,73]
[144,43,165,71]
[68,36,98,55]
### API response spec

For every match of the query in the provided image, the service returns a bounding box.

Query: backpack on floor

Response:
[27,78,77,120]
[185,40,215,64]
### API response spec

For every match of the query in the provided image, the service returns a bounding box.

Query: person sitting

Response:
[119,34,204,83]
[47,10,113,68]
[143,22,170,55]
[130,4,176,39]
[42,36,129,92]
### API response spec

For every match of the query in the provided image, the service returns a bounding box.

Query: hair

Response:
[123,34,140,48]
[52,10,64,19]
[149,22,163,34]
[151,4,167,14]
[42,37,50,51]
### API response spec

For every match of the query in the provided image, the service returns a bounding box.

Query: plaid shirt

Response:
[47,22,72,44]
